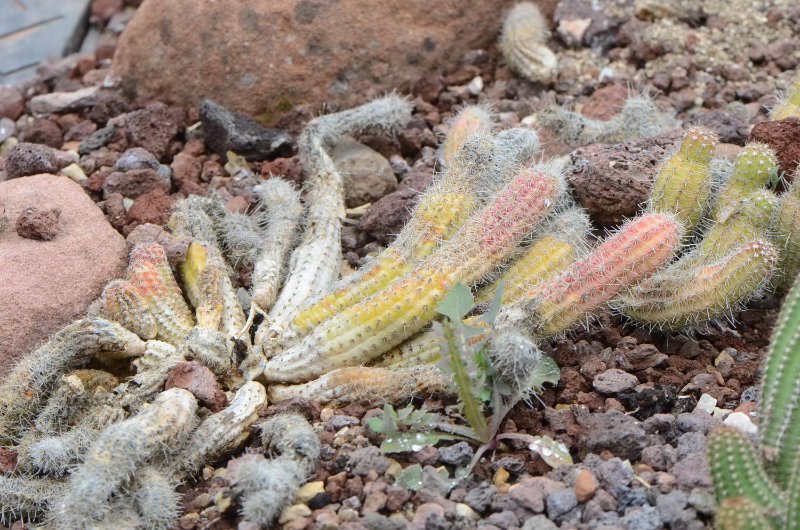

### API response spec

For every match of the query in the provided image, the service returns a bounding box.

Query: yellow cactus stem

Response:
[773,179,800,292]
[478,207,592,304]
[267,365,447,406]
[179,242,223,330]
[499,2,557,82]
[713,142,778,216]
[699,190,778,260]
[498,213,684,338]
[649,126,718,233]
[440,105,495,166]
[618,239,778,330]
[770,73,800,121]
[287,134,495,339]
[263,96,412,344]
[261,165,563,383]
[127,243,195,345]
[94,279,157,340]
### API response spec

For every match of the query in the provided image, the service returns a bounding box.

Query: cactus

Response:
[770,73,800,121]
[179,242,224,330]
[773,180,800,292]
[712,142,778,217]
[130,466,181,530]
[499,2,557,82]
[229,413,319,527]
[261,165,563,383]
[714,497,776,530]
[699,191,778,260]
[217,210,263,268]
[536,93,678,147]
[171,381,266,478]
[440,105,495,166]
[498,213,684,338]
[267,365,447,406]
[649,126,718,233]
[618,239,778,329]
[707,427,785,517]
[115,340,185,408]
[0,318,144,445]
[93,279,157,340]
[127,243,195,344]
[55,388,197,528]
[758,272,800,487]
[177,326,234,376]
[265,95,412,339]
[0,476,64,524]
[288,134,494,338]
[250,178,304,310]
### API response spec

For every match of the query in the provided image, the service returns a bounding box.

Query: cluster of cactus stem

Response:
[499,2,558,83]
[3,75,800,527]
[707,273,800,529]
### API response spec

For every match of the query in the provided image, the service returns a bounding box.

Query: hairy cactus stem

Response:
[499,2,557,83]
[773,180,800,292]
[94,279,158,340]
[712,142,778,217]
[497,213,684,338]
[770,73,800,121]
[618,239,778,330]
[698,190,777,260]
[649,126,718,233]
[261,165,563,383]
[440,105,495,167]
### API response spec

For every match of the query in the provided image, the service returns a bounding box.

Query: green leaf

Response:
[527,435,573,468]
[528,355,560,392]
[436,283,475,321]
[479,279,506,326]
[379,431,461,453]
[397,464,424,491]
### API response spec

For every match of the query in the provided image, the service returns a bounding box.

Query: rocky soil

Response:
[1,0,800,529]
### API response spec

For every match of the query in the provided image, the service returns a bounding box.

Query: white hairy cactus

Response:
[500,2,558,82]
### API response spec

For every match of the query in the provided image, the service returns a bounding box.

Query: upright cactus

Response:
[499,2,557,82]
[649,126,717,233]
[261,164,563,383]
[715,497,776,530]
[440,105,495,166]
[712,142,778,218]
[498,213,684,338]
[770,73,800,121]
[618,239,777,329]
[699,191,777,260]
[250,178,304,310]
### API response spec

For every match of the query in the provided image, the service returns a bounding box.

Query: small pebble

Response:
[723,412,757,435]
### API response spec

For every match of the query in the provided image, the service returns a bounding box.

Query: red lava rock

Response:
[509,476,565,513]
[113,0,517,115]
[565,130,682,226]
[261,156,304,186]
[15,207,61,241]
[574,468,599,503]
[749,117,800,178]
[0,447,17,474]
[0,175,127,376]
[4,143,74,179]
[124,103,180,160]
[102,168,169,199]
[87,90,131,125]
[170,152,205,195]
[554,0,631,48]
[64,120,98,142]
[358,166,433,243]
[103,192,128,232]
[126,223,191,265]
[19,118,64,148]
[124,189,178,231]
[0,86,24,120]
[226,195,249,213]
[165,361,228,412]
[583,84,630,121]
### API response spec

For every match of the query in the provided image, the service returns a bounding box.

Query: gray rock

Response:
[578,411,648,460]
[640,443,676,471]
[672,452,712,489]
[616,486,648,511]
[464,482,496,513]
[592,368,638,394]
[350,446,391,476]
[29,86,99,116]
[485,510,519,530]
[676,432,707,460]
[675,411,715,435]
[438,442,474,467]
[79,124,116,154]
[115,147,160,172]
[4,143,74,179]
[688,488,716,516]
[199,99,291,161]
[521,515,558,530]
[329,415,361,430]
[591,457,635,496]
[102,169,170,199]
[546,489,578,520]
[361,513,409,530]
[621,505,663,530]
[509,477,565,513]
[331,135,398,208]
[655,490,689,525]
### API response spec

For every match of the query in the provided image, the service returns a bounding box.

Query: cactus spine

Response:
[774,181,800,292]
[0,476,64,524]
[440,105,495,166]
[712,142,778,216]
[770,74,800,121]
[498,213,683,338]
[94,279,157,340]
[619,239,777,329]
[261,165,563,383]
[649,126,717,232]
[699,191,777,260]
[499,2,557,82]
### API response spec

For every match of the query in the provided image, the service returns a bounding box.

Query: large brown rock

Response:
[112,0,515,115]
[0,175,128,377]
